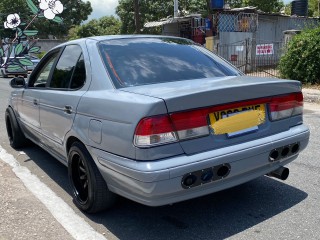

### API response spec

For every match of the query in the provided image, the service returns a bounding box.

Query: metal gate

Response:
[216,38,285,78]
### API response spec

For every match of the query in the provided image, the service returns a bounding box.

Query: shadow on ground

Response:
[21,144,307,240]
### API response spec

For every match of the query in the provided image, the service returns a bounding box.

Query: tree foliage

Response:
[68,16,121,40]
[308,0,320,17]
[279,27,320,84]
[0,0,92,38]
[242,0,284,13]
[225,0,245,8]
[117,0,173,34]
[116,0,208,34]
[226,0,284,13]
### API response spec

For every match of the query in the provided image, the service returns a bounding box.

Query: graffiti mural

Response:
[0,0,63,76]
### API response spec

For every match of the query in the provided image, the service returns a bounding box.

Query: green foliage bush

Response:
[68,16,121,40]
[279,27,320,84]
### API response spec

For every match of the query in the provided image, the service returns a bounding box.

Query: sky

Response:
[87,0,119,21]
[86,0,294,21]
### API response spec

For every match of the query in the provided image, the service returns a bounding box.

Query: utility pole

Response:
[134,0,141,33]
[174,0,179,18]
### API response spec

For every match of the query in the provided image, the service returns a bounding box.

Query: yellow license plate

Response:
[209,104,266,135]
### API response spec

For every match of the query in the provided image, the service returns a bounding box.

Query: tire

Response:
[68,142,116,213]
[5,107,28,149]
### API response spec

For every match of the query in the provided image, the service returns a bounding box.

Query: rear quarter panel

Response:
[75,90,184,160]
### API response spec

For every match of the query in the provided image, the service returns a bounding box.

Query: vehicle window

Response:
[70,53,86,89]
[50,45,82,89]
[32,53,58,88]
[98,38,240,88]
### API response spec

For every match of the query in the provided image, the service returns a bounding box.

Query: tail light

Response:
[134,92,304,147]
[134,115,178,147]
[269,92,303,121]
[134,111,210,147]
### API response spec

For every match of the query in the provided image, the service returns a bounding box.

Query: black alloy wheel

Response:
[70,152,89,205]
[68,142,116,213]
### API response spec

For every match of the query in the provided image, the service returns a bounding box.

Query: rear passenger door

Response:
[39,44,87,158]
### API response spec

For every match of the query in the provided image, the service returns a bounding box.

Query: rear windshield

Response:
[98,37,241,88]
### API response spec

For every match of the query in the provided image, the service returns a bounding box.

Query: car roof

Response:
[54,35,190,49]
[86,35,183,41]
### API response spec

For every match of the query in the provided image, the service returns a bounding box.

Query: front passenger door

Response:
[17,52,59,142]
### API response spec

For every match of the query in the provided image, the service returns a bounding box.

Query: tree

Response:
[309,0,320,16]
[116,0,135,34]
[242,0,284,13]
[116,0,208,34]
[279,27,320,84]
[179,0,208,14]
[68,16,121,40]
[225,0,244,8]
[0,0,92,38]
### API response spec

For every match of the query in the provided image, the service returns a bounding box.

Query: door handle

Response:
[33,99,38,105]
[64,105,73,114]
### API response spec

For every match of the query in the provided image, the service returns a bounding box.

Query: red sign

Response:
[256,44,274,55]
[230,54,238,61]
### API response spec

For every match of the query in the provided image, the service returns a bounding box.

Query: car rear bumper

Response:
[88,124,310,206]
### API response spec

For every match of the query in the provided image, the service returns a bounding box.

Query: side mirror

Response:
[10,77,26,88]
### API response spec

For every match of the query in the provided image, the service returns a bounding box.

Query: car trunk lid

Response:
[123,76,303,154]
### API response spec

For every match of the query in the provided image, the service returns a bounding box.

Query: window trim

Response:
[28,44,86,91]
[67,53,86,90]
[28,47,63,89]
[47,44,85,91]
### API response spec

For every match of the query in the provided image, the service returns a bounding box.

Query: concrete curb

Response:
[302,88,320,104]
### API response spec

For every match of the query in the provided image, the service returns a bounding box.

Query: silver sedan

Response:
[5,36,310,213]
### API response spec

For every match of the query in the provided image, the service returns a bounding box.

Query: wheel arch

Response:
[5,106,18,126]
[5,106,28,148]
[66,136,84,155]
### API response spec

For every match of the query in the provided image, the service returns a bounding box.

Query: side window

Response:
[70,53,86,89]
[31,53,58,88]
[50,45,83,89]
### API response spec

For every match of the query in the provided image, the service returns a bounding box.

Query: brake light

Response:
[269,92,303,121]
[134,115,178,147]
[134,111,210,147]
